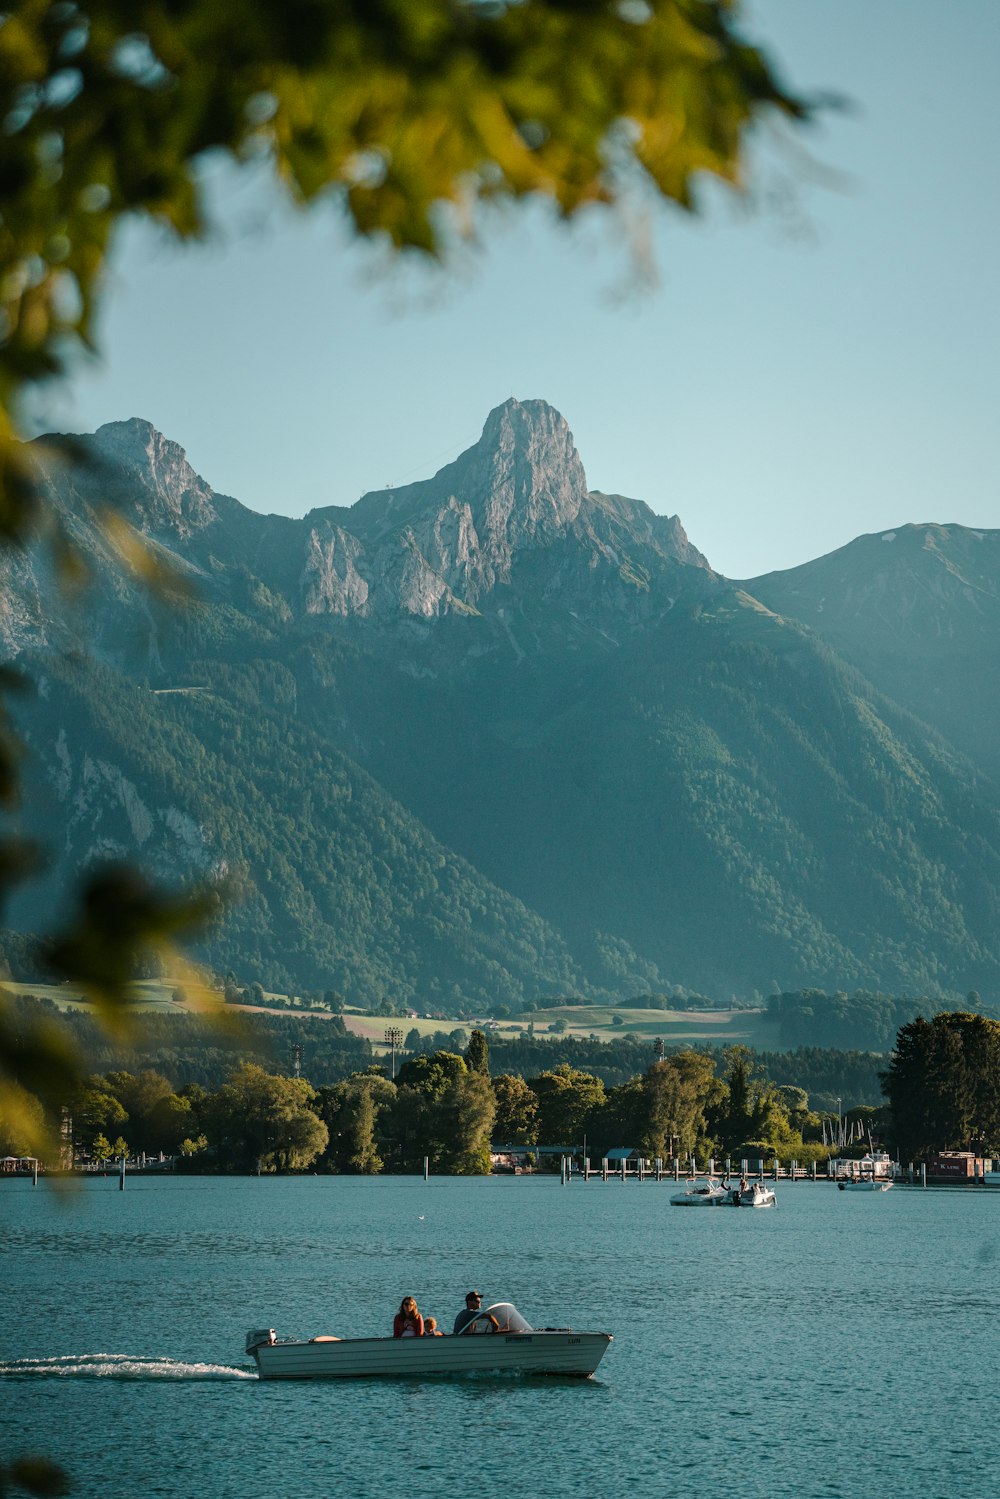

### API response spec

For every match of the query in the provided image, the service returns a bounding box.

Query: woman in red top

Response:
[392,1296,424,1338]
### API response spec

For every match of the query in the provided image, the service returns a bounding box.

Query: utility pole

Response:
[384,1027,403,1080]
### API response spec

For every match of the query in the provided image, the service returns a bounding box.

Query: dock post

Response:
[621,1158,627,1183]
[811,1160,817,1183]
[791,1158,797,1182]
[656,1157,662,1182]
[423,1156,429,1182]
[921,1163,926,1189]
[741,1159,748,1180]
[673,1156,680,1181]
[909,1161,914,1184]
[560,1156,566,1185]
[709,1157,715,1177]
[726,1157,732,1179]
[772,1158,778,1182]
[32,1159,38,1187]
[119,1156,125,1191]
[602,1158,608,1183]
[757,1159,764,1181]
[584,1157,590,1183]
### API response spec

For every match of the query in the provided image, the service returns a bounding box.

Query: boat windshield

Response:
[462,1303,533,1335]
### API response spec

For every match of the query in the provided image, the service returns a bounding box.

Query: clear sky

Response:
[36,1,1000,580]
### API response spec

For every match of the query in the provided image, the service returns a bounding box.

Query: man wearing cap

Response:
[453,1290,499,1335]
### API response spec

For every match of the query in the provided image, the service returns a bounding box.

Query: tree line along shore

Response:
[5,996,996,1174]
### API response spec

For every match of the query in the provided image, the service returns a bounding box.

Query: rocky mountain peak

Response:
[470,397,588,533]
[91,418,220,538]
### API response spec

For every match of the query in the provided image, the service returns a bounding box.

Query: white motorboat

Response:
[729,1181,776,1208]
[669,1177,776,1208]
[838,1179,893,1192]
[669,1178,730,1206]
[246,1303,612,1381]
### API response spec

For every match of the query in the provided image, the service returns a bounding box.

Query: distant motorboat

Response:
[730,1181,776,1208]
[669,1177,776,1208]
[245,1303,612,1381]
[669,1178,730,1207]
[838,1179,893,1193]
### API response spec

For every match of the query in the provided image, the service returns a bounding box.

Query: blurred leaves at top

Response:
[0,0,810,1157]
[0,0,810,523]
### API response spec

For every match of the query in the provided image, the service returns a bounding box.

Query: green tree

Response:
[491,1074,539,1145]
[395,1051,466,1095]
[882,1013,1000,1161]
[642,1050,719,1159]
[70,1083,128,1153]
[465,1029,490,1075]
[718,1046,754,1147]
[102,1070,185,1154]
[530,1064,606,1145]
[205,1062,328,1171]
[317,1073,395,1174]
[436,1071,496,1174]
[90,1132,112,1164]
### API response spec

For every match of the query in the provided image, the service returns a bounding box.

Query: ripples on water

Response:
[3,1176,1000,1498]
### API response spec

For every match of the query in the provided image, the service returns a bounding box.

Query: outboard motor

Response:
[246,1329,277,1356]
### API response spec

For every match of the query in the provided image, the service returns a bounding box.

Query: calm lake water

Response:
[2,1175,998,1499]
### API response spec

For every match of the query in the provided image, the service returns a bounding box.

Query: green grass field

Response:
[0,978,218,1013]
[3,980,774,1051]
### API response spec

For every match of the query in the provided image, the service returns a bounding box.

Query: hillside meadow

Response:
[0,980,776,1051]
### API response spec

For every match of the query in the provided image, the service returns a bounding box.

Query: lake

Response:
[2,1175,998,1498]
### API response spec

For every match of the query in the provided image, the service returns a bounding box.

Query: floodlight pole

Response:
[384,1027,404,1080]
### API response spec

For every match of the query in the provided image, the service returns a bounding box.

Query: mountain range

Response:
[3,398,999,1007]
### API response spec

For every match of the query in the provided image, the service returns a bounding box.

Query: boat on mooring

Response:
[669,1178,776,1208]
[246,1302,612,1381]
[838,1179,893,1193]
[730,1180,776,1208]
[669,1178,730,1207]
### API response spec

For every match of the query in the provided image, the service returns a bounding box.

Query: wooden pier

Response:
[552,1155,906,1185]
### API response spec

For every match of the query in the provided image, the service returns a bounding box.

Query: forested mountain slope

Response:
[747,524,1000,781]
[4,402,1000,1004]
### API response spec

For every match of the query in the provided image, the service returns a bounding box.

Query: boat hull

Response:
[252,1331,612,1381]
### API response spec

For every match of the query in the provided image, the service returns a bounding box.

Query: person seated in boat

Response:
[393,1296,424,1338]
[453,1291,500,1335]
[423,1317,443,1337]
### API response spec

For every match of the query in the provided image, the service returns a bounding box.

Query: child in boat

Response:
[393,1296,424,1338]
[423,1317,443,1336]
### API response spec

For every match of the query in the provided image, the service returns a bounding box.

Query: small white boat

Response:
[246,1303,612,1381]
[729,1181,776,1208]
[669,1178,730,1207]
[669,1177,776,1208]
[838,1179,893,1193]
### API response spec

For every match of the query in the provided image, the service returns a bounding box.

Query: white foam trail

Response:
[0,1353,257,1381]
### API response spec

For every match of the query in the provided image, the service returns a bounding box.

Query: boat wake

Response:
[0,1353,257,1382]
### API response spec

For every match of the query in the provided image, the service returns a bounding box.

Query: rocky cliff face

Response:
[10,398,715,658]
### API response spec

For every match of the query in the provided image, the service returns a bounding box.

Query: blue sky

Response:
[38,1,1000,579]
